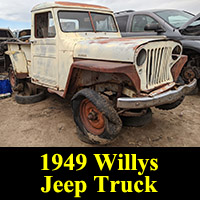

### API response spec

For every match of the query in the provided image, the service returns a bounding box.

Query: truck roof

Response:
[32,1,111,12]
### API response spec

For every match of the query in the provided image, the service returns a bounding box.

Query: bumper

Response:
[117,79,197,109]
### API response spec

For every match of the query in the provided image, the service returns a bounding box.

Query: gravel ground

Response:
[0,91,199,147]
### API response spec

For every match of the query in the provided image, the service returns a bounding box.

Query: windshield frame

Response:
[154,10,194,29]
[57,10,118,33]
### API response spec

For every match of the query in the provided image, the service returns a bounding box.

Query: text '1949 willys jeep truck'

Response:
[6,1,197,144]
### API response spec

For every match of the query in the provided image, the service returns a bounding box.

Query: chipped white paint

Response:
[134,41,182,91]
[6,2,182,93]
[6,43,30,74]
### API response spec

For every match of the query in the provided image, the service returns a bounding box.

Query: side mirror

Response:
[144,24,165,33]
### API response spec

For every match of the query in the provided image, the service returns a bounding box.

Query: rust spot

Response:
[89,38,139,45]
[16,72,28,79]
[171,55,188,81]
[149,82,176,97]
[55,1,110,10]
[80,99,105,135]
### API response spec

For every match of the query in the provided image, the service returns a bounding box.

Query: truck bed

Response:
[6,41,31,76]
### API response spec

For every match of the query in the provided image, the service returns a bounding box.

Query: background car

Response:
[13,29,31,42]
[0,28,14,73]
[115,9,200,89]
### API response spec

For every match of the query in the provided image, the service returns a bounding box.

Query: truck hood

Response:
[179,13,200,36]
[74,37,166,63]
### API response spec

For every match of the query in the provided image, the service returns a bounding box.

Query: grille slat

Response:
[146,47,171,89]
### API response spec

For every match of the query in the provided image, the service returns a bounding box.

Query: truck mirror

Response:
[144,23,165,33]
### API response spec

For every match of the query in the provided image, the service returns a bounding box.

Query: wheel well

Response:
[67,68,136,96]
[183,48,200,69]
[181,48,200,81]
[5,54,12,72]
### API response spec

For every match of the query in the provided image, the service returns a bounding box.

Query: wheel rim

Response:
[80,99,105,135]
[183,68,196,81]
[9,70,16,87]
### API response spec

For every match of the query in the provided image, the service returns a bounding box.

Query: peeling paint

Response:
[6,2,186,98]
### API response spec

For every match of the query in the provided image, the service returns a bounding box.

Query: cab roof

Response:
[32,1,111,12]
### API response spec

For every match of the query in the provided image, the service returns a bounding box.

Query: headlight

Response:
[172,45,182,60]
[136,49,146,66]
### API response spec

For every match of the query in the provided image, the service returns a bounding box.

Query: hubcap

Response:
[183,68,196,81]
[80,99,105,135]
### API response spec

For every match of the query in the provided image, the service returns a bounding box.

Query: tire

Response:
[187,86,199,95]
[120,108,152,127]
[155,96,184,110]
[15,89,46,104]
[71,88,122,145]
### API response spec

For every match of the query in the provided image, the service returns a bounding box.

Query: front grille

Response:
[146,47,172,89]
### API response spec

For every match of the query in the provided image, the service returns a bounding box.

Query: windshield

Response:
[181,16,200,35]
[58,11,117,32]
[155,10,194,28]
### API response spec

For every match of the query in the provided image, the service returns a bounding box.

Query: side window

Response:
[116,16,129,32]
[131,15,158,32]
[35,12,56,38]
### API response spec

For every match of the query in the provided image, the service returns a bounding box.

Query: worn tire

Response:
[71,88,122,145]
[15,89,46,104]
[155,96,184,110]
[187,86,199,95]
[120,108,152,127]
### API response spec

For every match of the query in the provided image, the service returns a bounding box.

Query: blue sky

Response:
[0,0,199,31]
[0,19,31,30]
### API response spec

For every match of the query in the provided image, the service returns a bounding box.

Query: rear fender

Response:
[5,45,29,79]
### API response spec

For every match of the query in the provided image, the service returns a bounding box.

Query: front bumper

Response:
[117,79,197,109]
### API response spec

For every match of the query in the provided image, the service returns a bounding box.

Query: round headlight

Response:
[136,49,146,66]
[172,45,182,60]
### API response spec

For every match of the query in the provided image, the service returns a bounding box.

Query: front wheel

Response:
[71,88,122,145]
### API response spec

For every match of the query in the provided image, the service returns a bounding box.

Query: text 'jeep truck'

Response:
[5,1,196,144]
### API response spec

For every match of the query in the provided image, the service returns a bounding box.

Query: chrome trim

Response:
[117,79,197,109]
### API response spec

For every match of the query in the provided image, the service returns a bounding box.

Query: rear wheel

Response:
[8,67,25,92]
[71,88,122,144]
[8,68,18,89]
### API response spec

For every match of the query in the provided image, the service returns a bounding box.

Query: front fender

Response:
[63,60,141,97]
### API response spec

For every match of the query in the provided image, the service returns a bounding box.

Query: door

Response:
[31,11,57,89]
[124,14,160,37]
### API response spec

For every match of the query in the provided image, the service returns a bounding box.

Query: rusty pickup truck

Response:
[5,1,197,144]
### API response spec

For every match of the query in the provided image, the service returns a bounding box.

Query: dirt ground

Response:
[0,90,200,147]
